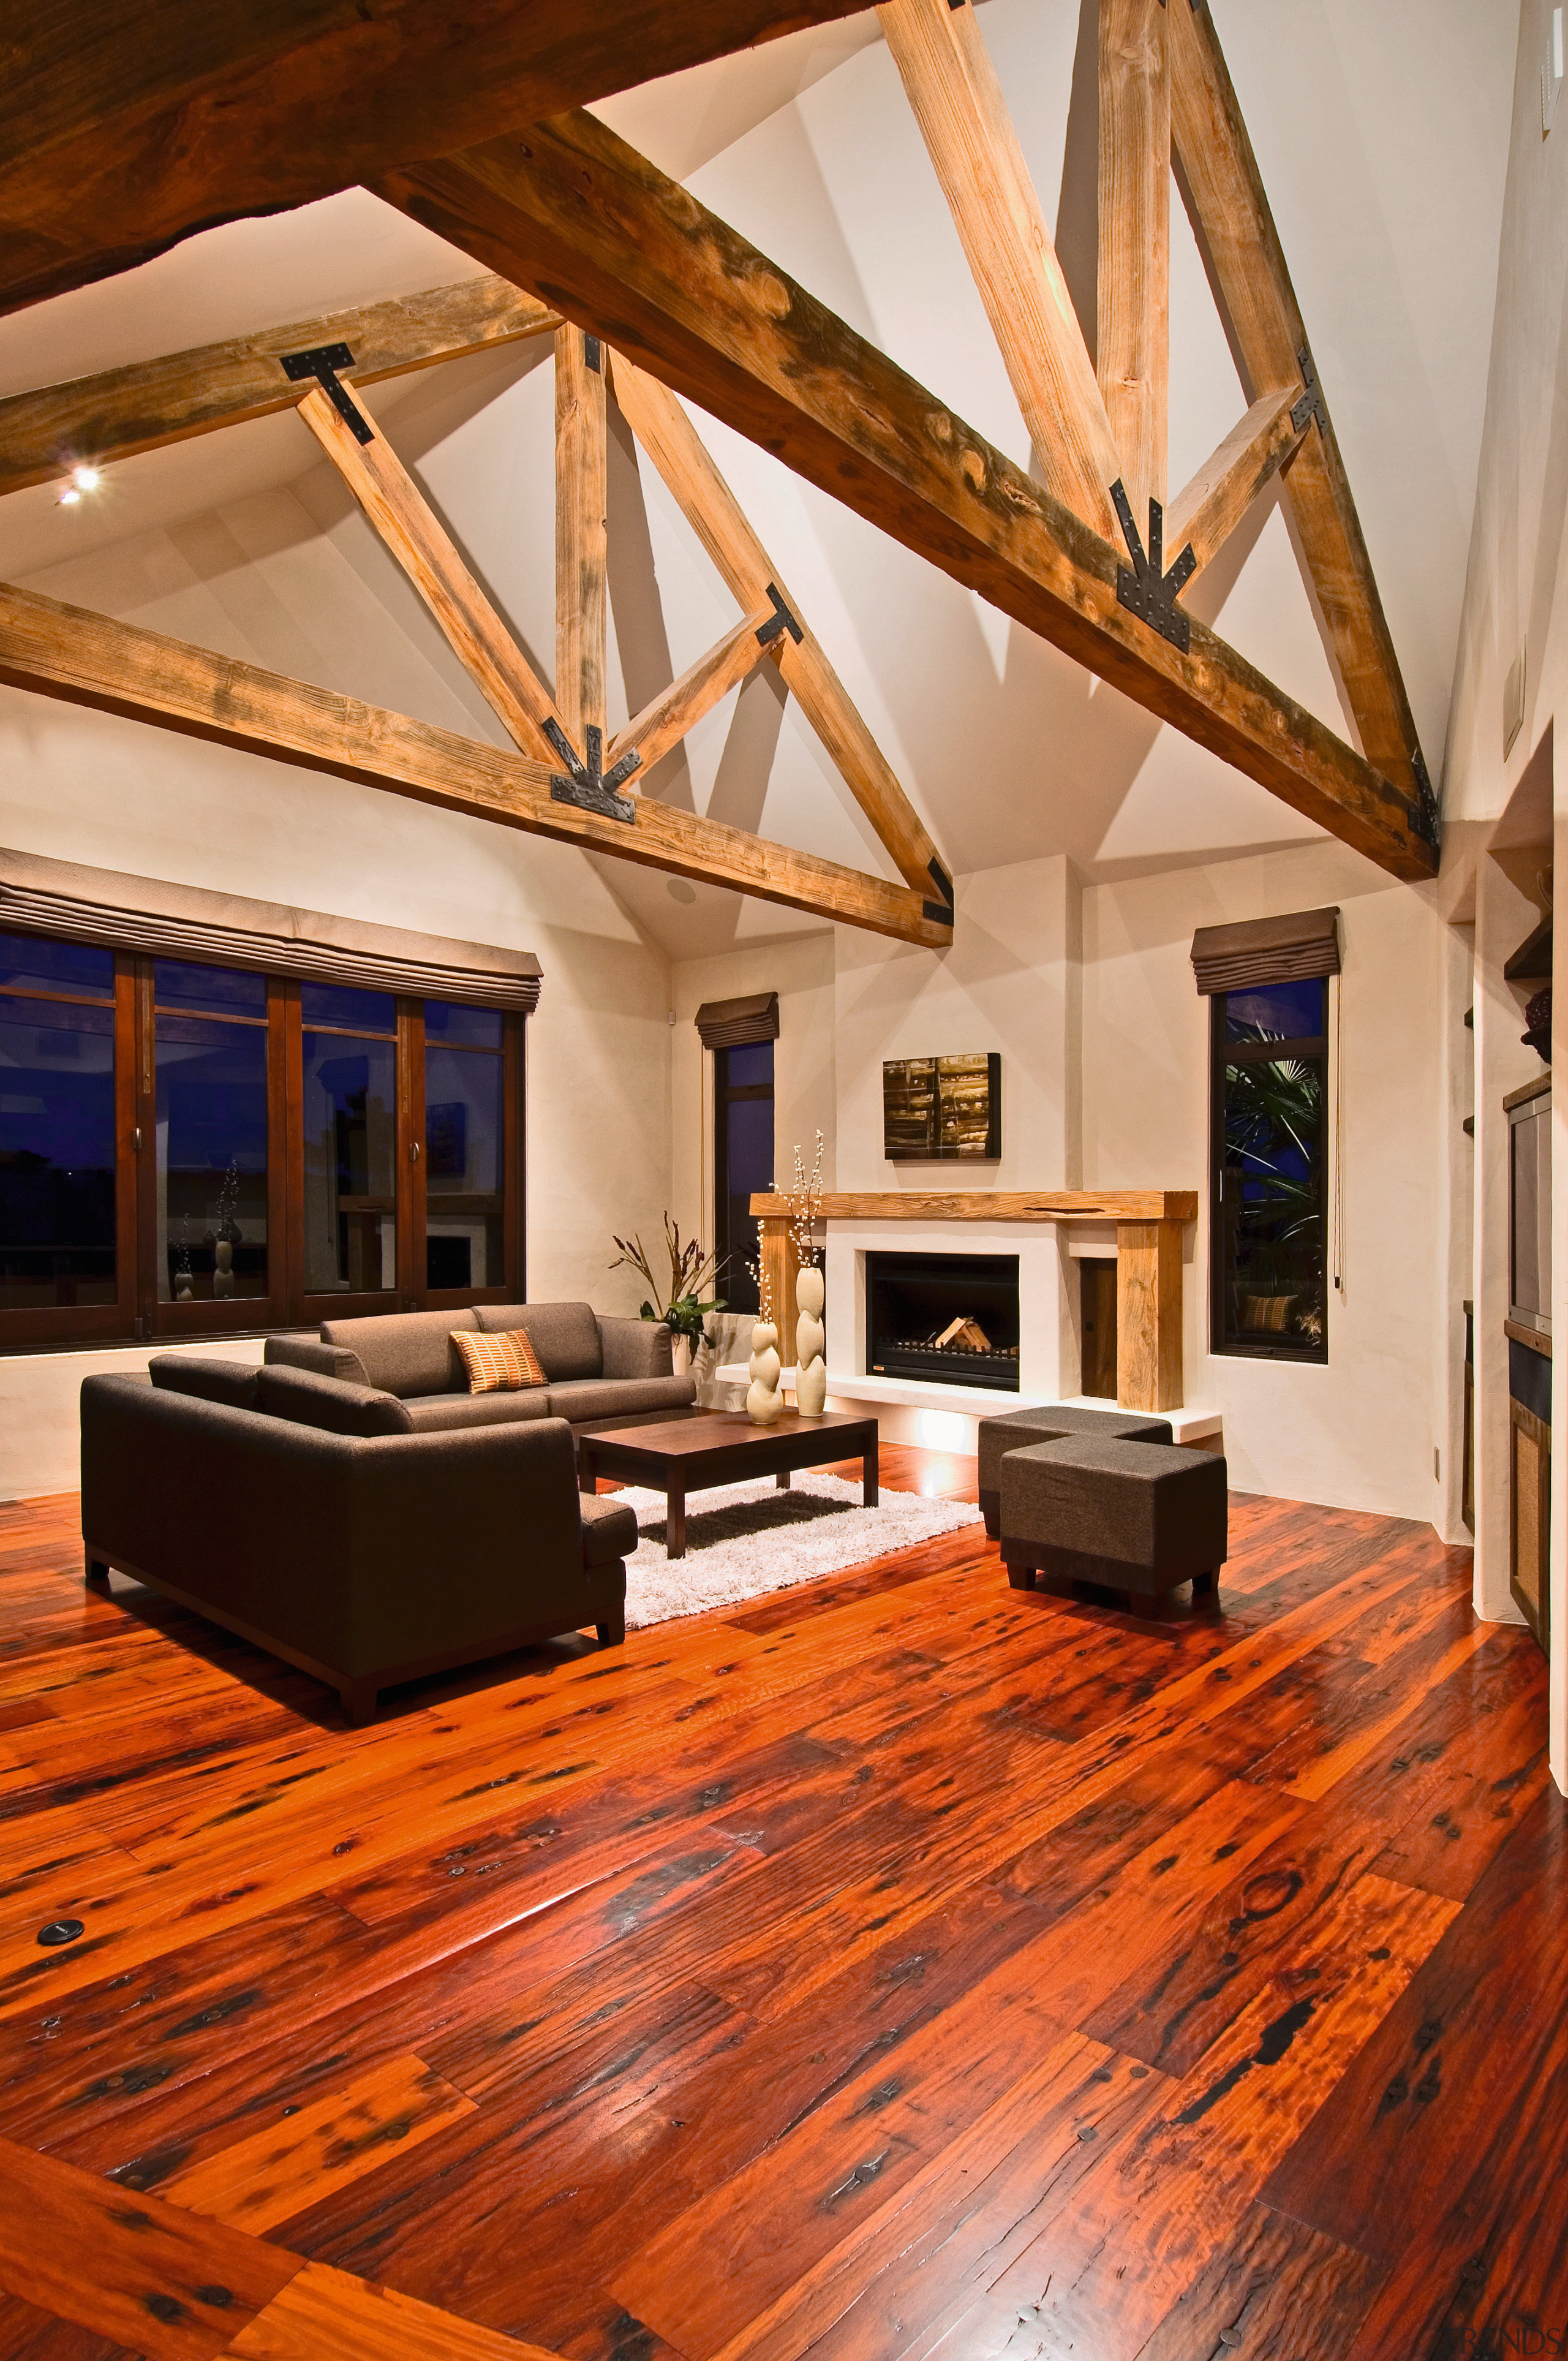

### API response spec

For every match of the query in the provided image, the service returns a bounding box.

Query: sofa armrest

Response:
[264,1334,370,1386]
[598,1316,674,1381]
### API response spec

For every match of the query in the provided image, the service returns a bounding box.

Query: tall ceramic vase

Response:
[747,1321,785,1426]
[794,1263,827,1418]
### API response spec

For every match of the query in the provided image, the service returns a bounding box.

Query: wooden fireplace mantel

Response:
[748,1191,1196,1413]
[748,1190,1197,1224]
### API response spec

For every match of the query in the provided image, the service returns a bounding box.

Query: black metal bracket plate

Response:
[756,583,804,648]
[546,720,640,823]
[922,899,956,931]
[584,333,602,373]
[1291,343,1329,438]
[1409,746,1441,850]
[1111,482,1197,653]
[927,855,954,910]
[281,342,374,444]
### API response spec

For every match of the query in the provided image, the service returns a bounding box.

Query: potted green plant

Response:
[608,1215,726,1377]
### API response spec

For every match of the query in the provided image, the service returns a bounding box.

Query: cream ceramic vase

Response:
[747,1320,785,1426]
[794,1263,827,1417]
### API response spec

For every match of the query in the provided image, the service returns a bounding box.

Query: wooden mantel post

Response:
[757,1215,798,1350]
[1115,1219,1184,1412]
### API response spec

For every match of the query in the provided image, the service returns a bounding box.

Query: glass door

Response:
[296,981,406,1316]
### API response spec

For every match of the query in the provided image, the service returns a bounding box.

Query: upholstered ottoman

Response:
[978,1405,1174,1537]
[999,1434,1226,1612]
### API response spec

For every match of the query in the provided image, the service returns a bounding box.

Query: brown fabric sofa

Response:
[264,1302,696,1435]
[80,1361,639,1722]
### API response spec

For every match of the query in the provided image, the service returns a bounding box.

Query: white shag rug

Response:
[614,1471,982,1628]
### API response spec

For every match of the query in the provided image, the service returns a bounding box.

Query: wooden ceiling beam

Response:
[376,115,1436,881]
[0,583,951,949]
[877,0,1121,542]
[607,610,777,783]
[1166,389,1305,581]
[608,352,949,904]
[1167,0,1432,817]
[0,278,556,502]
[294,378,564,767]
[0,1,872,318]
[1096,0,1169,529]
[554,326,609,758]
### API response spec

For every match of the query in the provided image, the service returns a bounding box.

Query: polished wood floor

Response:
[0,1452,1561,2359]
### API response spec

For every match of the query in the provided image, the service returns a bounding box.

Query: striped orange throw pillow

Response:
[452,1326,546,1393]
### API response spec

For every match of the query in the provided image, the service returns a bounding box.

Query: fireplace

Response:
[865,1251,1020,1391]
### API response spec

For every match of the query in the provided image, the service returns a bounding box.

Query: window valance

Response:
[1190,907,1340,997]
[0,847,542,1011]
[694,991,779,1050]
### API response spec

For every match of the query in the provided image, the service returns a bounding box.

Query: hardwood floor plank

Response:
[709,2036,1172,2361]
[0,2295,138,2358]
[221,2259,559,2359]
[0,2134,300,2360]
[157,2052,475,2234]
[1260,1784,1568,2308]
[1131,2200,1380,2359]
[981,1871,1456,2356]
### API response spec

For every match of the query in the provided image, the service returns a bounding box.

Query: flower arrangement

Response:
[742,1244,775,1329]
[788,1129,824,1269]
[608,1214,726,1345]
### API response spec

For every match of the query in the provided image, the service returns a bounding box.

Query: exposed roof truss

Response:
[0,0,1438,890]
[0,311,952,946]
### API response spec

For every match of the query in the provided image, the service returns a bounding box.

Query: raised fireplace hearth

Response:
[866,1250,1020,1392]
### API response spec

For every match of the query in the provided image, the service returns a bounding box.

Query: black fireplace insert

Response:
[865,1251,1020,1391]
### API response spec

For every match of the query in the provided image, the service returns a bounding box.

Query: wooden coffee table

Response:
[576,1409,880,1560]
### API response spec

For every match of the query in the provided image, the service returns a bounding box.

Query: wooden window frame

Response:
[1208,979,1330,1366]
[0,932,528,1352]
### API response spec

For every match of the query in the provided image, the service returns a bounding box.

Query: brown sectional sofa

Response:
[80,1354,640,1723]
[264,1301,696,1435]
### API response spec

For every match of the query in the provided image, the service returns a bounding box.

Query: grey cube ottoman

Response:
[999,1434,1226,1612]
[977,1404,1174,1537]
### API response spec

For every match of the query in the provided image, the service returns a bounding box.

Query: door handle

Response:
[409,1140,421,1163]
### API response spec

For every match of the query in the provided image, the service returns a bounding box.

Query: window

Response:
[0,927,527,1348]
[1210,975,1329,1362]
[714,1040,774,1316]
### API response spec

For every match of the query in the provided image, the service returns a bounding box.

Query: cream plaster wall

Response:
[1084,847,1450,1524]
[1442,0,1568,1784]
[0,478,673,1501]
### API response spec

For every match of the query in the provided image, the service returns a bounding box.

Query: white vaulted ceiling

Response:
[0,1,1517,958]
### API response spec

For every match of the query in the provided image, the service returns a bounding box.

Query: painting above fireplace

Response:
[883,1054,1000,1160]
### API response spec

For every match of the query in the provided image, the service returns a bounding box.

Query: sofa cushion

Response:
[579,1492,639,1568]
[452,1326,547,1394]
[321,1307,480,1398]
[403,1390,556,1432]
[475,1302,602,1381]
[257,1364,414,1436]
[149,1356,260,1413]
[265,1335,370,1386]
[546,1375,698,1426]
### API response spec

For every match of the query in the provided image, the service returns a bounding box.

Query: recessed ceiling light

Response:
[71,464,101,491]
[57,485,81,506]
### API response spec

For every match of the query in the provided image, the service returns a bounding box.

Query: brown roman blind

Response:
[1190,907,1340,997]
[694,991,779,1050]
[0,847,543,1011]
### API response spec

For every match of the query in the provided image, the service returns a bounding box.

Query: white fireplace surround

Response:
[722,1217,1219,1450]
